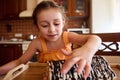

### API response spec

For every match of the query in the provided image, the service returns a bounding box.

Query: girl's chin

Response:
[46,36,58,41]
[47,39,58,42]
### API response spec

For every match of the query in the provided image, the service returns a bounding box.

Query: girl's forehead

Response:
[39,8,61,16]
[37,8,63,21]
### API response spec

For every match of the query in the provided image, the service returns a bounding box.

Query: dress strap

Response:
[39,37,48,53]
[63,31,72,52]
[63,31,69,45]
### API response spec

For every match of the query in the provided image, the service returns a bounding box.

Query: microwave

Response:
[67,28,90,34]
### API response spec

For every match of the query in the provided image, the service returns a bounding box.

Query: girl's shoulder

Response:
[67,31,84,43]
[28,37,42,50]
[67,31,80,38]
[31,37,41,44]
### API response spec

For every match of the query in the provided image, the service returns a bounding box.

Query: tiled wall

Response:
[0,19,38,40]
[0,18,84,40]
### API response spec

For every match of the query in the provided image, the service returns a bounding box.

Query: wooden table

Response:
[111,64,120,80]
[1,62,119,80]
[13,63,49,80]
[0,62,49,80]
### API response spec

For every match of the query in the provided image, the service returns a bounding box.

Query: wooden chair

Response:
[93,33,120,56]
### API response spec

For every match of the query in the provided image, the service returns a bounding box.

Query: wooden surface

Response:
[11,64,120,80]
[111,64,120,80]
[1,63,120,80]
[13,63,49,80]
[112,68,120,80]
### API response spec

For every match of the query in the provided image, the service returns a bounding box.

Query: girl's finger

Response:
[77,59,86,74]
[61,48,71,56]
[61,57,79,74]
[83,62,91,79]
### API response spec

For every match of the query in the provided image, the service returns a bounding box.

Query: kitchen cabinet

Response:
[0,0,3,19]
[54,0,89,17]
[0,0,26,19]
[0,44,22,66]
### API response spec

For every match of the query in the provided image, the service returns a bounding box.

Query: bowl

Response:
[10,38,18,42]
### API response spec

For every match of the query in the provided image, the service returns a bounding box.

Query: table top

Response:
[0,62,49,80]
[1,63,120,80]
[14,63,49,80]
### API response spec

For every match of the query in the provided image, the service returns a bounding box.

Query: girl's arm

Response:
[0,38,41,76]
[0,59,21,76]
[61,32,102,79]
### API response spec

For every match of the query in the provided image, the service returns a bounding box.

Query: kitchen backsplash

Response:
[0,18,84,40]
[0,19,38,40]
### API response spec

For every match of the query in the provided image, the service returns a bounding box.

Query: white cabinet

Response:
[22,41,31,53]
[22,41,38,62]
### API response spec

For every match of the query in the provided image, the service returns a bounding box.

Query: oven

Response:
[67,28,90,34]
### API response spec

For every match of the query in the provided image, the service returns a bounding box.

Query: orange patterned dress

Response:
[37,31,72,63]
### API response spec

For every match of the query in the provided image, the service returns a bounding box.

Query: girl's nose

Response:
[48,25,55,33]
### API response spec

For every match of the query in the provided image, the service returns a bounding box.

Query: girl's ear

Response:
[62,19,68,31]
[62,19,66,25]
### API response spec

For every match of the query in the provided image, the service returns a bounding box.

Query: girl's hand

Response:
[61,47,93,79]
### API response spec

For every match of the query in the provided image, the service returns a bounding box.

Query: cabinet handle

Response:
[3,44,7,47]
[78,12,83,16]
[18,45,21,47]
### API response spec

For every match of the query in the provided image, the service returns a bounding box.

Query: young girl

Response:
[0,1,101,79]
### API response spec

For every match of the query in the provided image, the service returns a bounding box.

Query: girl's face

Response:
[37,8,65,41]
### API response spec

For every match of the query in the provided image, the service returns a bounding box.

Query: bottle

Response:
[1,36,4,41]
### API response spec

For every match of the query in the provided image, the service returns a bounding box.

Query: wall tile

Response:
[0,18,84,40]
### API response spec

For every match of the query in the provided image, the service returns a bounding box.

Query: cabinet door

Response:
[54,0,88,17]
[0,0,26,19]
[0,0,3,19]
[72,0,88,17]
[0,44,22,66]
[54,0,71,16]
[14,44,22,59]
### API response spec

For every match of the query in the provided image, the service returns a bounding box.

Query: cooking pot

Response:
[27,34,36,41]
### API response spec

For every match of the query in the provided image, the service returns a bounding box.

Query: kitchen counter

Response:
[0,41,31,54]
[0,41,31,44]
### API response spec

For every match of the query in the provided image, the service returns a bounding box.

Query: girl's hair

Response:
[32,0,68,27]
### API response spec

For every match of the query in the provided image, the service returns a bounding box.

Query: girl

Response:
[0,1,101,79]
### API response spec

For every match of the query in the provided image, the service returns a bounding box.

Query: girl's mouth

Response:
[48,34,57,38]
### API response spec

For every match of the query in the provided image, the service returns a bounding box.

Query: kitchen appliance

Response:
[67,28,90,34]
[19,0,43,17]
[27,34,37,41]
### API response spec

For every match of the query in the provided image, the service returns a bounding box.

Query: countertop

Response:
[0,41,31,44]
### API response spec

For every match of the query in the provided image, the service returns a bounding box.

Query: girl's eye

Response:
[40,24,49,27]
[54,24,59,26]
[40,22,49,28]
[54,22,60,26]
[42,25,48,27]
